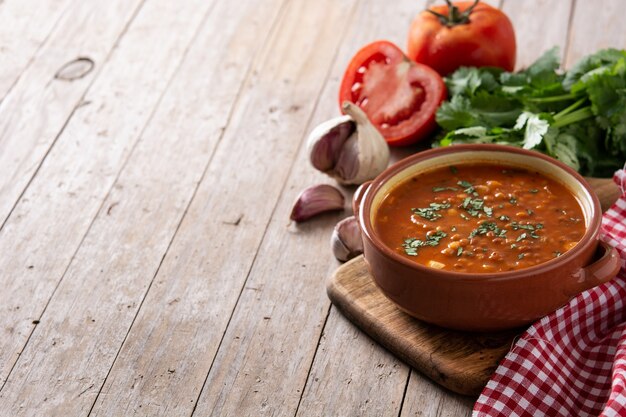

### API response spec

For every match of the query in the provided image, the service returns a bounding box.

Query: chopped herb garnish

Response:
[460,213,470,220]
[402,231,448,256]
[510,222,538,231]
[450,166,458,174]
[483,206,493,217]
[412,202,451,221]
[432,186,459,192]
[527,209,534,215]
[516,232,528,242]
[451,226,457,232]
[529,189,539,194]
[510,196,518,205]
[469,222,506,238]
[518,253,525,260]
[511,243,517,249]
[499,215,510,221]
[554,251,562,257]
[460,197,486,217]
[498,204,504,209]
[457,180,477,195]
[457,247,463,256]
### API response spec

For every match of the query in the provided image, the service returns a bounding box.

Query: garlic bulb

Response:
[331,216,363,262]
[290,184,345,222]
[307,102,389,185]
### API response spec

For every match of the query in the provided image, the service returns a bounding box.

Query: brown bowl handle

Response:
[567,241,621,296]
[352,181,373,215]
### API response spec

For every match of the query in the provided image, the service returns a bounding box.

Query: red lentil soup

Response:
[374,163,586,273]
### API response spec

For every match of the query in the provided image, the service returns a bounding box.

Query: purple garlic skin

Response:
[331,216,363,262]
[306,102,389,185]
[290,184,345,223]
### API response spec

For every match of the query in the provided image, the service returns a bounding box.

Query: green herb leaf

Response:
[432,186,459,192]
[412,202,451,221]
[402,231,448,256]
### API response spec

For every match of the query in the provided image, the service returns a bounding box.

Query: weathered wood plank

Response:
[502,0,573,69]
[194,0,425,412]
[0,0,74,100]
[80,0,357,416]
[0,0,215,393]
[297,309,407,416]
[0,0,145,232]
[565,0,626,68]
[0,0,288,415]
[400,372,474,417]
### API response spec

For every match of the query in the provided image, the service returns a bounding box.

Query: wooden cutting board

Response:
[326,177,620,396]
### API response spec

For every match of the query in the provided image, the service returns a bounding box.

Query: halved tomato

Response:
[339,40,446,146]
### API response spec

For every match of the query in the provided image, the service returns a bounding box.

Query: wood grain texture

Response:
[327,256,519,396]
[327,178,618,396]
[400,372,474,417]
[502,0,573,69]
[0,0,213,392]
[565,0,626,68]
[297,308,408,417]
[0,0,284,415]
[0,0,144,230]
[0,1,623,416]
[0,0,74,99]
[82,0,357,416]
[195,0,438,414]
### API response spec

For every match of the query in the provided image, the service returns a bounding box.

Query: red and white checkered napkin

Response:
[474,170,626,417]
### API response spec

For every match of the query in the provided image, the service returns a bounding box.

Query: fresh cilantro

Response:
[434,47,626,177]
[457,180,478,195]
[469,222,506,238]
[518,253,526,260]
[402,231,448,256]
[433,186,459,192]
[412,202,451,221]
[499,215,510,221]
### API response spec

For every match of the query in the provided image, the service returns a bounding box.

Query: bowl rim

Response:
[359,144,602,282]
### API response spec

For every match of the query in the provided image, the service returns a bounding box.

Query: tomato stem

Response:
[430,0,481,27]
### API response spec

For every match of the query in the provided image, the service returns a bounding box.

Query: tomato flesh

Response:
[339,41,446,146]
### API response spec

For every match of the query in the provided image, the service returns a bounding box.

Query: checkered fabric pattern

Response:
[474,170,626,417]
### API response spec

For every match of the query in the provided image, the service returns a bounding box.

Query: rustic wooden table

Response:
[0,0,623,415]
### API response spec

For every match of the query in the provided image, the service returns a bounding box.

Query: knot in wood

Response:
[55,57,95,81]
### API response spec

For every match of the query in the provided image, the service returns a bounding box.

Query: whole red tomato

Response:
[338,41,446,146]
[407,0,516,75]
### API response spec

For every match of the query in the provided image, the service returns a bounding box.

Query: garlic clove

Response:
[341,101,390,185]
[334,132,359,184]
[331,216,364,262]
[307,116,355,172]
[290,184,345,223]
[306,102,389,185]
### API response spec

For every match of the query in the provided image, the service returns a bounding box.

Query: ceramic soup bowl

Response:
[354,144,620,331]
